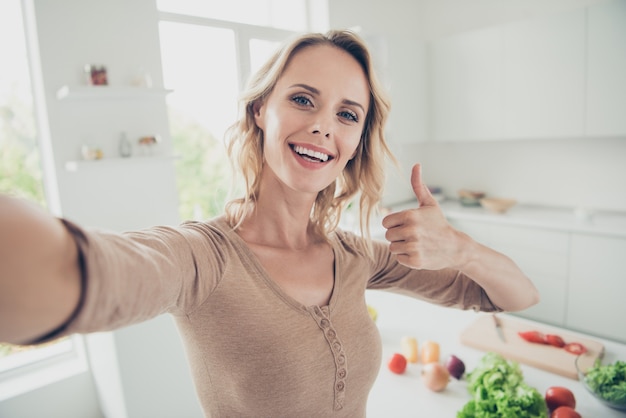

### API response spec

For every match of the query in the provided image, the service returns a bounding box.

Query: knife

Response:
[492,314,506,343]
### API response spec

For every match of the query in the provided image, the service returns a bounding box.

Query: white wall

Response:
[330,0,626,213]
[34,0,181,231]
[414,137,626,211]
[419,0,608,39]
[0,372,104,418]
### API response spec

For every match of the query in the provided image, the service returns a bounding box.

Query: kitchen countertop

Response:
[365,290,626,417]
[369,199,626,239]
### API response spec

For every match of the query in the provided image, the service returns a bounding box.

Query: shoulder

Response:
[177,215,233,241]
[331,228,389,262]
[332,228,367,254]
[172,216,241,257]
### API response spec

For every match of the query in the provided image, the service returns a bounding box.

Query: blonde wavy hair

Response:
[224,29,395,244]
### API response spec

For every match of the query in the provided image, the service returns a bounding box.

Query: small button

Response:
[332,342,342,351]
[336,381,345,391]
[326,329,336,338]
[337,354,346,364]
[320,319,330,328]
[337,368,347,378]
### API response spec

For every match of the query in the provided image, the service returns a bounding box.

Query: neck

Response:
[238,173,320,250]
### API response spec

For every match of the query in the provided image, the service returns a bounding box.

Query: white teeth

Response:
[293,145,329,162]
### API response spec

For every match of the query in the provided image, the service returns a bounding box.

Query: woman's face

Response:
[254,44,370,197]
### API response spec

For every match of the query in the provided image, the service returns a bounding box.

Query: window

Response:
[0,1,44,205]
[157,1,328,220]
[159,22,239,220]
[249,38,282,74]
[0,1,87,401]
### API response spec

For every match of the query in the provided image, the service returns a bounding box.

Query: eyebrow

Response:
[289,83,366,114]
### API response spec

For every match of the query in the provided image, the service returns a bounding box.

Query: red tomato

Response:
[551,406,581,418]
[387,353,407,374]
[564,342,587,355]
[545,386,576,411]
[546,334,566,348]
[518,330,547,344]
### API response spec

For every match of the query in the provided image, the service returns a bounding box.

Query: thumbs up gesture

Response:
[382,164,466,271]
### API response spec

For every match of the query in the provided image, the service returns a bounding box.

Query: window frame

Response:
[158,0,328,89]
[0,336,88,402]
[158,10,298,92]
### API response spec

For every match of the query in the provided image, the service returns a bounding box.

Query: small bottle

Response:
[119,131,132,157]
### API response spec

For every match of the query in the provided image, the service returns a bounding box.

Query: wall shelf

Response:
[56,85,172,100]
[64,155,178,172]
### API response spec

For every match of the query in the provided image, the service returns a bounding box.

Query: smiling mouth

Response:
[291,144,333,163]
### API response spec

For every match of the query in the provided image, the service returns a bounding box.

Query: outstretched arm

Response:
[382,164,540,312]
[0,195,82,344]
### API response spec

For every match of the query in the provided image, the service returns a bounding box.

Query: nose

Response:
[311,111,333,138]
[312,128,330,138]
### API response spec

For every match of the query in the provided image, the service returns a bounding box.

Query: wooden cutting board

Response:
[460,314,605,380]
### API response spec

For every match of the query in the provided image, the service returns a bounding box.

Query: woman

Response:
[0,30,539,416]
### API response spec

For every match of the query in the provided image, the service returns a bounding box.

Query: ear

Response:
[252,100,265,129]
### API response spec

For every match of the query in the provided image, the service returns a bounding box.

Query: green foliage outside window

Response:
[169,109,235,221]
[0,89,45,206]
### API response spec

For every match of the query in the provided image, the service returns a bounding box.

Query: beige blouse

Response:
[56,216,500,417]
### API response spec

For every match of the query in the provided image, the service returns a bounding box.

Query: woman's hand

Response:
[381,164,540,312]
[382,163,470,271]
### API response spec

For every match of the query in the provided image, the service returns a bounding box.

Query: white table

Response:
[365,290,626,417]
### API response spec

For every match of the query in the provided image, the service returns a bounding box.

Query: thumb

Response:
[411,163,437,207]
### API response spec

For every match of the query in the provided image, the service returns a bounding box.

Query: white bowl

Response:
[479,198,517,214]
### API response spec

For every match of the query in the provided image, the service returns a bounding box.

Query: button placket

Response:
[311,307,347,410]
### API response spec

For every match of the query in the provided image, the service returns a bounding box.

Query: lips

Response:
[290,144,333,163]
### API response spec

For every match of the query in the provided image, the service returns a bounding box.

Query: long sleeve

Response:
[54,218,230,338]
[335,230,501,312]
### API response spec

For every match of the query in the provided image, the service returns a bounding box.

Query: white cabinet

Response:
[430,26,504,141]
[586,0,626,136]
[488,225,569,326]
[429,3,626,142]
[450,219,569,326]
[566,234,626,342]
[451,216,626,343]
[502,10,585,139]
[430,9,586,141]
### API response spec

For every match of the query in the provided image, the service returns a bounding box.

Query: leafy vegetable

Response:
[457,352,548,418]
[584,359,626,405]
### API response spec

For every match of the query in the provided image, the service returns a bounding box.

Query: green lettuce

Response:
[585,359,626,404]
[457,352,548,418]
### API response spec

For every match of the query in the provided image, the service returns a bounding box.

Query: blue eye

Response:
[292,95,312,106]
[339,110,358,122]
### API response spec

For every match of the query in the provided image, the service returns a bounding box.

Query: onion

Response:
[422,362,450,392]
[445,354,466,380]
